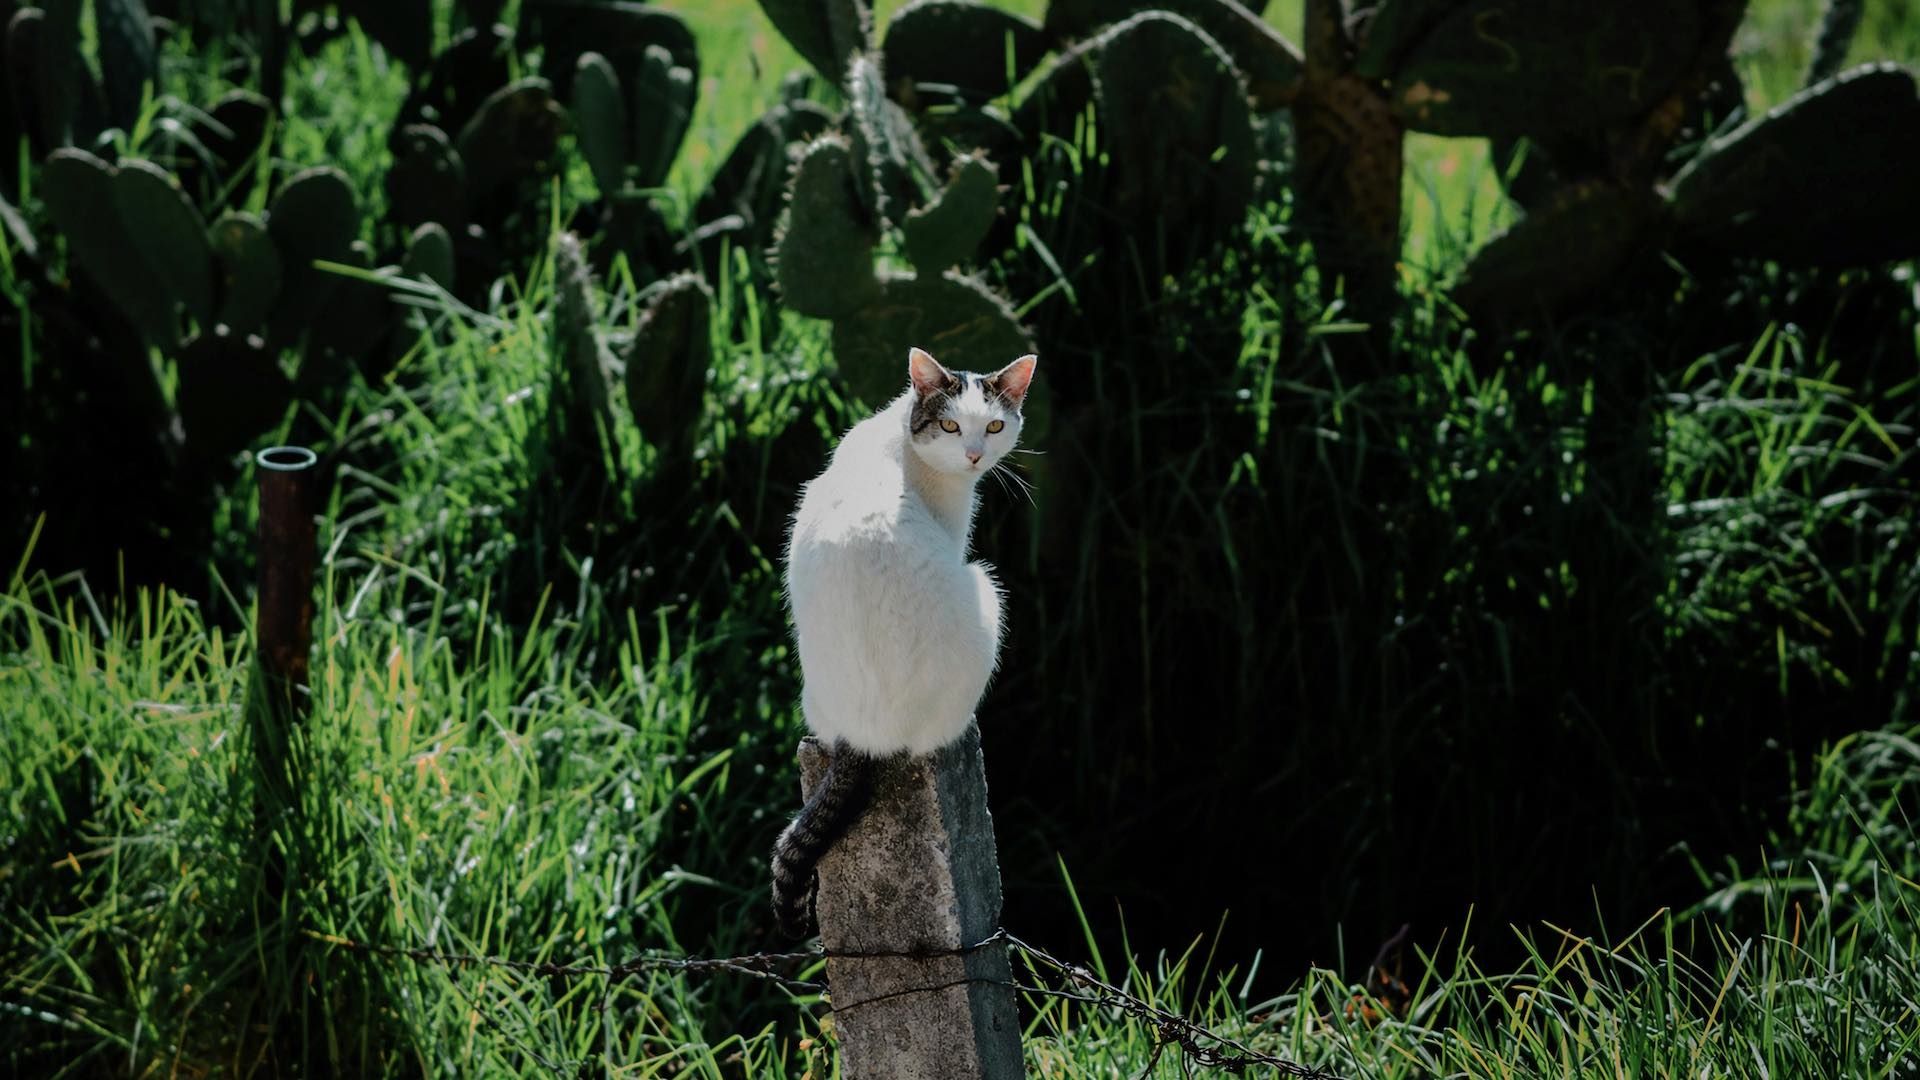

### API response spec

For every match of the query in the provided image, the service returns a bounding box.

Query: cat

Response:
[770,346,1038,938]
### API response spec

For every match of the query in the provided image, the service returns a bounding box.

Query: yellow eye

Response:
[940,419,960,433]
[986,420,1005,434]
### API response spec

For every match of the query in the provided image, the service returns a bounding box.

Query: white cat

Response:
[770,346,1037,936]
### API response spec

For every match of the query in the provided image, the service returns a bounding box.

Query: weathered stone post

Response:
[797,725,1024,1078]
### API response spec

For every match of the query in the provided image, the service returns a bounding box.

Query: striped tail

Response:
[770,745,876,939]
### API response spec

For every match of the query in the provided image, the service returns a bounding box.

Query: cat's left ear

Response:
[986,354,1037,408]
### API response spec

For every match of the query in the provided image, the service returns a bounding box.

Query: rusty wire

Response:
[309,926,1348,1078]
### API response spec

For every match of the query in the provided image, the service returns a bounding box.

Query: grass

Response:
[5,555,1918,1074]
[5,0,1920,1076]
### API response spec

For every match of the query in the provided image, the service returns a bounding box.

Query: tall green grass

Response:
[6,552,1917,1074]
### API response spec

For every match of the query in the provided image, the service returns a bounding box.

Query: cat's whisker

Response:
[990,462,1036,505]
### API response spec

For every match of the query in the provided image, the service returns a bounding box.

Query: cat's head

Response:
[904,347,1037,476]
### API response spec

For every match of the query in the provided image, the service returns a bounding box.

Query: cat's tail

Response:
[770,744,877,939]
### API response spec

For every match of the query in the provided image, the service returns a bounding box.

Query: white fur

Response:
[784,357,1031,756]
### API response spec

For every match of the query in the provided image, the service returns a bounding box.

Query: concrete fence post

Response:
[797,724,1025,1079]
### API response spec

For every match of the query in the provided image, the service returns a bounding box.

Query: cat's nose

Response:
[965,449,983,465]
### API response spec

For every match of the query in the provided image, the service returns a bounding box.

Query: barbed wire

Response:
[307,926,1349,1078]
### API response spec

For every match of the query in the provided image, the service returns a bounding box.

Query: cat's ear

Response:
[908,347,953,397]
[986,354,1038,407]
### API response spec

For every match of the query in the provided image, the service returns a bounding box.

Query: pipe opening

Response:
[256,446,318,472]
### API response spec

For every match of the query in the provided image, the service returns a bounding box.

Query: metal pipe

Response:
[254,445,318,717]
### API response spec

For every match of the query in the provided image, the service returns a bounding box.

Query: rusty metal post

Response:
[254,445,318,718]
[798,726,1025,1079]
[247,445,320,1062]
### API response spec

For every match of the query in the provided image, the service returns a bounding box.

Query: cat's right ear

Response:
[908,347,952,397]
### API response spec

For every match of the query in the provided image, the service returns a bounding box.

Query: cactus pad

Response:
[629,44,695,190]
[830,270,1032,404]
[572,52,630,197]
[844,50,928,227]
[626,272,714,460]
[527,1,698,102]
[1389,0,1701,140]
[456,78,564,203]
[1668,63,1920,266]
[95,0,157,133]
[303,240,395,375]
[551,232,615,432]
[114,160,215,330]
[5,10,46,148]
[392,25,512,147]
[209,212,281,337]
[774,136,882,318]
[402,222,457,290]
[173,332,293,459]
[903,153,999,274]
[753,0,872,83]
[1047,0,1303,106]
[387,124,467,230]
[266,167,359,348]
[1452,183,1659,322]
[1351,0,1462,80]
[42,149,179,346]
[1092,13,1256,274]
[695,100,835,238]
[882,0,1050,104]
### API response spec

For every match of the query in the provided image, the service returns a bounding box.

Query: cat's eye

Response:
[986,420,1005,434]
[940,419,961,434]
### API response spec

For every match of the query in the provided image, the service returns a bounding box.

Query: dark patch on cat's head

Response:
[908,348,965,437]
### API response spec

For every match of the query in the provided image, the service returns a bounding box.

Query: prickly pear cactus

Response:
[1090,12,1256,273]
[209,212,282,337]
[174,332,293,459]
[572,53,629,198]
[41,150,169,346]
[392,24,513,143]
[1668,63,1920,267]
[843,50,929,227]
[1350,0,1459,80]
[387,124,466,230]
[42,150,214,350]
[401,222,456,290]
[551,232,616,437]
[1805,0,1863,87]
[456,78,564,205]
[830,270,1033,405]
[526,0,698,102]
[902,152,998,274]
[626,272,714,463]
[1045,0,1302,107]
[881,0,1050,105]
[95,0,157,133]
[754,0,872,83]
[1387,0,1700,140]
[774,135,882,319]
[265,166,359,350]
[1452,183,1661,322]
[115,160,215,329]
[692,99,835,269]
